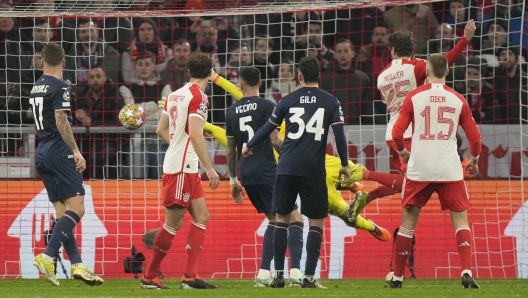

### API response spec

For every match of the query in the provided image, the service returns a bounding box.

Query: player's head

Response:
[40,43,65,69]
[187,52,213,79]
[297,56,320,86]
[388,30,415,59]
[238,66,261,94]
[426,53,448,80]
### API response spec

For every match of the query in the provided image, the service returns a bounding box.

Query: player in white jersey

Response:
[141,52,220,290]
[387,54,481,289]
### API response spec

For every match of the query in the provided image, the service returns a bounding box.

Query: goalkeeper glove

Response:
[158,96,167,110]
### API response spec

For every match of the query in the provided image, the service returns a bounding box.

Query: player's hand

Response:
[73,151,86,172]
[158,96,167,110]
[231,183,245,204]
[26,107,34,119]
[206,167,220,190]
[76,109,86,121]
[465,158,479,177]
[401,151,410,164]
[339,165,351,184]
[463,19,477,41]
[241,145,252,157]
[208,68,219,82]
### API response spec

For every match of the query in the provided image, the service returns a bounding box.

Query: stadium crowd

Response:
[0,0,526,179]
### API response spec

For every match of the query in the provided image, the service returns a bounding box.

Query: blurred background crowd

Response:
[0,0,526,179]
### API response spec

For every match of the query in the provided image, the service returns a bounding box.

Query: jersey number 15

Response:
[30,97,44,130]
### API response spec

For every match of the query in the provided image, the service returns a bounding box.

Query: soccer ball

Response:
[119,104,145,130]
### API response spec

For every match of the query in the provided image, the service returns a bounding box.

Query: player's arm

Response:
[244,101,284,156]
[445,20,476,65]
[156,113,170,144]
[392,94,414,163]
[330,101,350,182]
[55,111,85,171]
[270,129,282,153]
[189,116,219,190]
[459,99,482,176]
[209,69,243,100]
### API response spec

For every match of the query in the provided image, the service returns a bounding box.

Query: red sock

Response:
[393,227,413,278]
[367,186,397,204]
[185,221,206,277]
[455,226,473,271]
[145,224,175,279]
[363,169,404,192]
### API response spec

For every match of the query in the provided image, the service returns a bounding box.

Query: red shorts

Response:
[386,139,412,173]
[402,178,469,211]
[162,172,204,208]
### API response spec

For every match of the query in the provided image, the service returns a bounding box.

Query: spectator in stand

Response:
[129,2,172,44]
[265,58,301,103]
[384,3,439,55]
[30,18,57,47]
[222,41,253,90]
[482,0,525,47]
[455,57,498,123]
[160,40,191,91]
[119,51,171,180]
[444,0,471,37]
[358,22,391,82]
[481,20,509,55]
[253,34,277,95]
[279,11,320,63]
[75,67,124,179]
[90,0,133,54]
[121,18,172,84]
[0,6,28,84]
[494,45,527,124]
[307,21,334,70]
[64,18,120,85]
[320,39,372,125]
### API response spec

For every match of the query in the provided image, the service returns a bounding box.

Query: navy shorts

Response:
[245,183,298,215]
[272,175,328,219]
[36,160,85,202]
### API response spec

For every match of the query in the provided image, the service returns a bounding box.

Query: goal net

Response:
[0,0,526,280]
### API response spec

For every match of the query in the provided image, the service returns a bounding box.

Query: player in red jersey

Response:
[341,20,477,223]
[140,52,220,290]
[387,54,481,289]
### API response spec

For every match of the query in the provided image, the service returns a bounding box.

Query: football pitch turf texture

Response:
[1,279,527,297]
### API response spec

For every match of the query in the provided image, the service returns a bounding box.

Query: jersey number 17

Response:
[30,97,44,130]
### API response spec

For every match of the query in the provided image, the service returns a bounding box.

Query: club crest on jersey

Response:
[183,193,190,202]
[63,91,70,101]
[199,101,207,112]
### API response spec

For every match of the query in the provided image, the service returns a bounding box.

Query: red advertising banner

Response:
[0,180,526,280]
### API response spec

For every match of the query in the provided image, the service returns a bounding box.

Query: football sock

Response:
[145,224,175,279]
[260,222,275,271]
[43,210,80,259]
[257,269,271,279]
[61,229,82,265]
[305,226,323,276]
[287,221,304,270]
[363,169,404,192]
[455,225,473,272]
[185,221,206,278]
[352,215,376,232]
[368,186,398,204]
[393,227,414,278]
[273,222,289,272]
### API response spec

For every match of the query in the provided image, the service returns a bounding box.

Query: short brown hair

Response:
[187,52,213,79]
[427,53,448,78]
[41,43,65,66]
[388,30,415,57]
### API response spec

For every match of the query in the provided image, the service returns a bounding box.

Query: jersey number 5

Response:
[29,97,44,130]
[420,106,456,140]
[288,107,324,141]
[239,116,254,147]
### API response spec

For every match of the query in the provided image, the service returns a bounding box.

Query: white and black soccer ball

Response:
[119,104,145,130]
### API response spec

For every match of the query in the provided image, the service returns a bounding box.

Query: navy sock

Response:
[305,226,323,276]
[287,222,304,270]
[52,217,83,264]
[260,222,275,271]
[43,211,81,258]
[273,222,288,272]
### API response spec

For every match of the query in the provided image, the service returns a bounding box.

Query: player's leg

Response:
[181,173,217,290]
[299,178,328,289]
[141,173,187,289]
[389,179,432,288]
[439,181,480,289]
[287,207,304,287]
[270,175,300,288]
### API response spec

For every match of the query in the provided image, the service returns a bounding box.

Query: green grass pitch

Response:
[1,278,527,297]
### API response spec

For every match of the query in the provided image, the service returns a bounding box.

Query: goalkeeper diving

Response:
[196,69,392,242]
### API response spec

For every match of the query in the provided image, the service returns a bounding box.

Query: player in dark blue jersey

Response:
[243,57,351,289]
[31,43,103,287]
[225,67,304,287]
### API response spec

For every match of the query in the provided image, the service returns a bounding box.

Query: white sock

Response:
[393,275,404,282]
[257,269,271,279]
[461,269,472,277]
[289,268,302,280]
[41,254,54,262]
